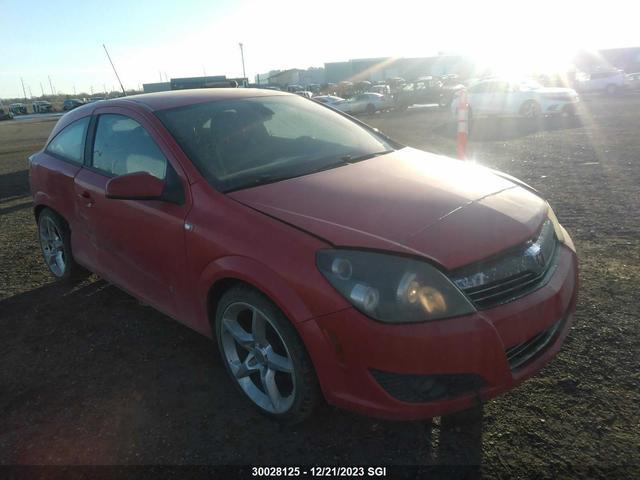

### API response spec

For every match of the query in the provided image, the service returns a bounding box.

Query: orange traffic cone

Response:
[456,89,468,160]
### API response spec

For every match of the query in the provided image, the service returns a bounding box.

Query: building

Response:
[143,75,248,94]
[256,70,281,85]
[324,55,475,84]
[142,82,171,93]
[266,67,326,88]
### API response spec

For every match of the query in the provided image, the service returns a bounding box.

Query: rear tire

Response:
[366,103,376,115]
[37,208,86,281]
[214,285,321,424]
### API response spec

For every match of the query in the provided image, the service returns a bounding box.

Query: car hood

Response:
[228,148,548,270]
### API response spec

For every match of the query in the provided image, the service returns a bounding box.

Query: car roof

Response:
[118,88,291,112]
[45,88,296,143]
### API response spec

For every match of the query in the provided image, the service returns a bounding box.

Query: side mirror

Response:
[106,171,165,200]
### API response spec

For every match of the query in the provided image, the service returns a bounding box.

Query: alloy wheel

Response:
[522,101,541,118]
[220,302,296,414]
[39,216,66,277]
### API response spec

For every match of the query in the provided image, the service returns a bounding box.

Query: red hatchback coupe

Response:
[29,89,578,423]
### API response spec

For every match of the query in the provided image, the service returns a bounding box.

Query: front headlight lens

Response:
[317,250,475,323]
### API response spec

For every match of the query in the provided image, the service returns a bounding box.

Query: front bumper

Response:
[298,242,578,420]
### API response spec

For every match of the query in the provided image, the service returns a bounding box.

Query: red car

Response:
[29,89,578,423]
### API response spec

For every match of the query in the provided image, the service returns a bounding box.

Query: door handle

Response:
[78,191,95,207]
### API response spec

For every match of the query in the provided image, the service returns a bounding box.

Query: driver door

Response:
[73,106,191,319]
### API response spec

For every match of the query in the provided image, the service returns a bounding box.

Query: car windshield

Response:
[156,95,395,192]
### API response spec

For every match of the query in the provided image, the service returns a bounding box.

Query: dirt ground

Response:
[0,96,638,477]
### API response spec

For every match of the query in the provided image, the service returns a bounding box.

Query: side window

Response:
[92,114,167,179]
[46,117,90,163]
[470,82,490,94]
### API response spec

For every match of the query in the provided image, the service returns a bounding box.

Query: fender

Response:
[32,191,52,216]
[195,255,316,337]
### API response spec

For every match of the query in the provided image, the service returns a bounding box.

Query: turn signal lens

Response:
[547,205,566,244]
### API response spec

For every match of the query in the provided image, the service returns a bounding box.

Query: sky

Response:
[1,0,639,98]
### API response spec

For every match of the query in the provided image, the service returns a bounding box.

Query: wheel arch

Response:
[199,256,316,337]
[34,203,69,230]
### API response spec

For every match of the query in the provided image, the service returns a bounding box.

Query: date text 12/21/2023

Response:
[251,466,387,477]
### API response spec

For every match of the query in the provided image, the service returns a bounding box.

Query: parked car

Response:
[369,84,391,95]
[30,89,578,423]
[334,92,392,115]
[312,95,345,107]
[294,90,313,99]
[0,106,14,120]
[574,69,628,95]
[626,72,640,91]
[452,79,580,118]
[394,77,446,110]
[32,100,53,113]
[9,103,27,115]
[63,99,85,111]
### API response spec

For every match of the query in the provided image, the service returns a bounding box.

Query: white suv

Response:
[452,79,580,118]
[575,70,628,95]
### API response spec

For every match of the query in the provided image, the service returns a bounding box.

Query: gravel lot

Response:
[0,96,638,476]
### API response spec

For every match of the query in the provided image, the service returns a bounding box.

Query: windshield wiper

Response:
[341,150,394,163]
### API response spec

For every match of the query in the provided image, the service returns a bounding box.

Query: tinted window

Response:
[92,114,167,179]
[156,95,393,192]
[46,117,90,163]
[470,82,492,93]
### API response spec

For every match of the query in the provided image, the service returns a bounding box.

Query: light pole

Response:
[20,77,27,101]
[239,42,246,85]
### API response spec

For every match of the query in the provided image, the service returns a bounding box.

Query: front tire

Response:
[214,285,321,424]
[520,100,541,118]
[366,103,376,115]
[37,208,85,281]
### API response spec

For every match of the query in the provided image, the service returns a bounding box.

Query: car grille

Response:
[505,318,565,371]
[461,269,551,309]
[370,370,485,403]
[451,220,558,310]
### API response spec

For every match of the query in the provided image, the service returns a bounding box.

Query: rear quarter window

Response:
[46,116,91,164]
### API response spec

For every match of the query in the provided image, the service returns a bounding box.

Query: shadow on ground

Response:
[0,170,30,200]
[0,279,484,468]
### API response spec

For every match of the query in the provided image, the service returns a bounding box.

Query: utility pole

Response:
[239,42,246,84]
[40,82,45,96]
[103,44,126,96]
[28,86,33,98]
[73,85,76,95]
[20,77,27,101]
[48,76,55,96]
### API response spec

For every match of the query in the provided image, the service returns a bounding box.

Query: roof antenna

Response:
[103,44,127,96]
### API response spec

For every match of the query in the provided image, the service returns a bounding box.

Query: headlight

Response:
[316,250,475,323]
[547,204,566,244]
